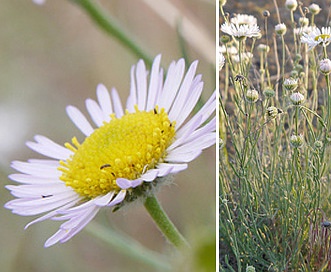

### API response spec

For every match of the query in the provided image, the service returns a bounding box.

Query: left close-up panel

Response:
[0,1,217,272]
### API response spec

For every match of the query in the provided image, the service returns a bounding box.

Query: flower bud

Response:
[299,17,309,27]
[263,88,275,98]
[290,134,304,148]
[220,35,231,44]
[257,44,270,53]
[294,64,303,73]
[275,23,287,36]
[290,70,299,78]
[263,10,270,17]
[314,140,323,149]
[245,89,259,103]
[295,54,302,62]
[309,3,321,15]
[319,58,331,75]
[285,0,298,11]
[290,92,305,105]
[283,78,298,92]
[246,266,256,272]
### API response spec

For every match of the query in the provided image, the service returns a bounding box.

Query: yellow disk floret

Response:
[315,34,331,41]
[58,106,176,199]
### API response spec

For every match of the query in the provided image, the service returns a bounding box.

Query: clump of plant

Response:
[219,1,331,270]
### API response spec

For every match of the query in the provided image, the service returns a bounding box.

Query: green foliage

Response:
[220,1,331,271]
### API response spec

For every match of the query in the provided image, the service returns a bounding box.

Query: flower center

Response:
[315,34,330,41]
[58,106,176,199]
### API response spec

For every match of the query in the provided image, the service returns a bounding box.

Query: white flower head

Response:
[309,3,321,15]
[221,22,260,39]
[245,89,259,103]
[301,27,331,50]
[5,55,216,247]
[299,17,309,27]
[275,23,287,36]
[219,51,225,71]
[319,58,331,74]
[246,266,256,272]
[257,44,270,53]
[290,92,305,105]
[283,77,298,92]
[230,14,257,26]
[290,134,304,148]
[285,0,298,11]
[219,45,238,55]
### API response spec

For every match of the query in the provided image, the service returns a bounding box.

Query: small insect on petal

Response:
[42,195,53,198]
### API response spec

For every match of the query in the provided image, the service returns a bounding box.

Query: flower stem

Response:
[68,0,154,67]
[144,195,190,249]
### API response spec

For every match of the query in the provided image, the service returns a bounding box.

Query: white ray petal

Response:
[136,59,148,110]
[6,183,68,198]
[141,169,159,181]
[169,81,203,127]
[96,84,113,120]
[157,163,187,175]
[8,174,60,185]
[7,194,79,216]
[176,90,216,138]
[59,207,99,244]
[127,66,137,111]
[24,200,80,229]
[11,161,60,178]
[26,135,71,160]
[111,88,124,118]
[66,106,94,136]
[146,54,162,111]
[86,98,104,127]
[93,192,115,206]
[116,178,132,189]
[45,229,69,248]
[166,149,202,163]
[157,59,185,111]
[107,190,126,206]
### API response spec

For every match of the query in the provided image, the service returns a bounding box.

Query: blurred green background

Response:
[0,0,216,271]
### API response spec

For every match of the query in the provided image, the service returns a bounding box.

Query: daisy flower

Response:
[294,26,314,36]
[5,55,216,247]
[230,14,257,26]
[221,22,260,39]
[301,27,331,51]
